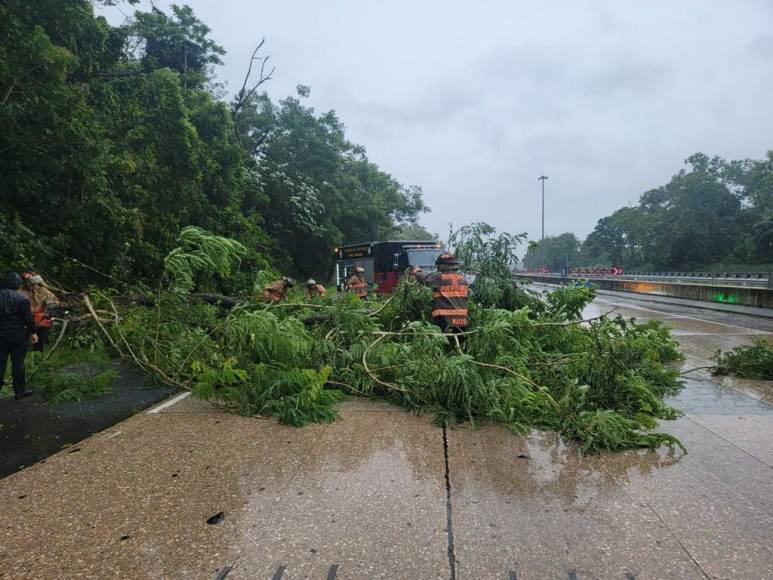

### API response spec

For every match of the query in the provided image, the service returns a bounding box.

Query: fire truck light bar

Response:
[402,243,443,250]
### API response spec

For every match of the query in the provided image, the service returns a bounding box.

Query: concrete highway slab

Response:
[447,426,705,579]
[0,401,450,579]
[2,289,773,578]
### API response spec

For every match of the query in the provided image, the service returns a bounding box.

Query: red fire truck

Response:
[334,240,446,294]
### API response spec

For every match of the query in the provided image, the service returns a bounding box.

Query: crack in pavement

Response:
[442,424,457,580]
[644,501,711,579]
[684,414,773,469]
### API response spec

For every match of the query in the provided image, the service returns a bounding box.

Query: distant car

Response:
[572,279,595,288]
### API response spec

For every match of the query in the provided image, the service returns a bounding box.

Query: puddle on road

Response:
[450,427,681,509]
[707,373,773,405]
[669,376,773,415]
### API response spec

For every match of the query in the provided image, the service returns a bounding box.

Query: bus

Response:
[334,240,445,294]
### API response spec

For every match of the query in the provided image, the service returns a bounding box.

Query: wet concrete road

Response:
[1,291,772,578]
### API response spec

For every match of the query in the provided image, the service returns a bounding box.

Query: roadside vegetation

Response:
[713,340,773,381]
[27,346,118,404]
[1,341,118,403]
[0,1,430,286]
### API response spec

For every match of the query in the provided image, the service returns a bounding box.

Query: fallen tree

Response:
[77,225,686,453]
[713,339,773,380]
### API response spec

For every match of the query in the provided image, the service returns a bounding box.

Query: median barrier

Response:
[517,274,773,309]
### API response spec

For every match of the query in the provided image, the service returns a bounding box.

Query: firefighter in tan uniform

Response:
[263,277,295,302]
[412,252,469,331]
[344,266,368,299]
[305,279,327,299]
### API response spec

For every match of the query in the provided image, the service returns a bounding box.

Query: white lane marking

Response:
[103,430,122,440]
[146,391,191,414]
[593,297,772,334]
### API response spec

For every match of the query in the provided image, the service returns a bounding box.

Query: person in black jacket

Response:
[0,272,38,400]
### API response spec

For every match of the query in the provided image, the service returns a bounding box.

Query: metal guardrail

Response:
[516,271,770,289]
[624,271,767,279]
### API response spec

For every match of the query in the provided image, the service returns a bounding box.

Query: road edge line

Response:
[146,391,191,414]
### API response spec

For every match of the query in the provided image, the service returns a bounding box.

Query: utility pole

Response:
[538,175,548,240]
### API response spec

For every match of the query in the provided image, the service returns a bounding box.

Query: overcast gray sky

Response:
[98,0,773,243]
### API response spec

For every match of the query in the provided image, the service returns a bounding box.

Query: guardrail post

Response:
[768,270,773,290]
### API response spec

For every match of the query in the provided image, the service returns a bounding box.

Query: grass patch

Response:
[25,340,118,403]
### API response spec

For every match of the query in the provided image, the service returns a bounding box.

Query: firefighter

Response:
[0,272,38,400]
[412,252,469,332]
[305,279,326,299]
[263,276,295,302]
[19,272,59,352]
[344,266,368,299]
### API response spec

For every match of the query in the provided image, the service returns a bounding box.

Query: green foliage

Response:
[164,226,246,294]
[106,228,687,453]
[192,359,342,426]
[564,409,686,454]
[578,152,773,270]
[241,91,430,277]
[545,285,596,320]
[223,309,313,366]
[24,342,117,403]
[449,222,534,310]
[392,222,437,241]
[0,1,426,285]
[713,340,773,380]
[130,4,225,91]
[523,233,581,272]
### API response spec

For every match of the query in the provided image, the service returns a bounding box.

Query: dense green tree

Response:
[523,233,581,272]
[392,222,437,241]
[579,153,770,271]
[0,1,427,286]
[233,88,428,278]
[129,4,224,92]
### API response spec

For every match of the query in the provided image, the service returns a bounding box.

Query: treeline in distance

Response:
[524,153,773,272]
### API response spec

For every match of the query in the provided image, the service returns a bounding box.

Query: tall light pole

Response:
[538,175,548,240]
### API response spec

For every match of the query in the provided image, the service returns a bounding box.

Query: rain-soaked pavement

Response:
[0,362,174,479]
[1,289,772,579]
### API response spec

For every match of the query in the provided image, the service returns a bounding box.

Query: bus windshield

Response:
[406,249,443,269]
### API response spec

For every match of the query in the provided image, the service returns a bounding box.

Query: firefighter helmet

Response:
[435,252,459,267]
[282,276,296,287]
[306,278,316,286]
[352,266,365,274]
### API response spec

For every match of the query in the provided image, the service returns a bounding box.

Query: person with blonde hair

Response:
[19,272,59,352]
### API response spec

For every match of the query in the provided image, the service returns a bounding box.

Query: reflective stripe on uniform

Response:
[432,308,468,317]
[346,277,368,297]
[433,291,468,298]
